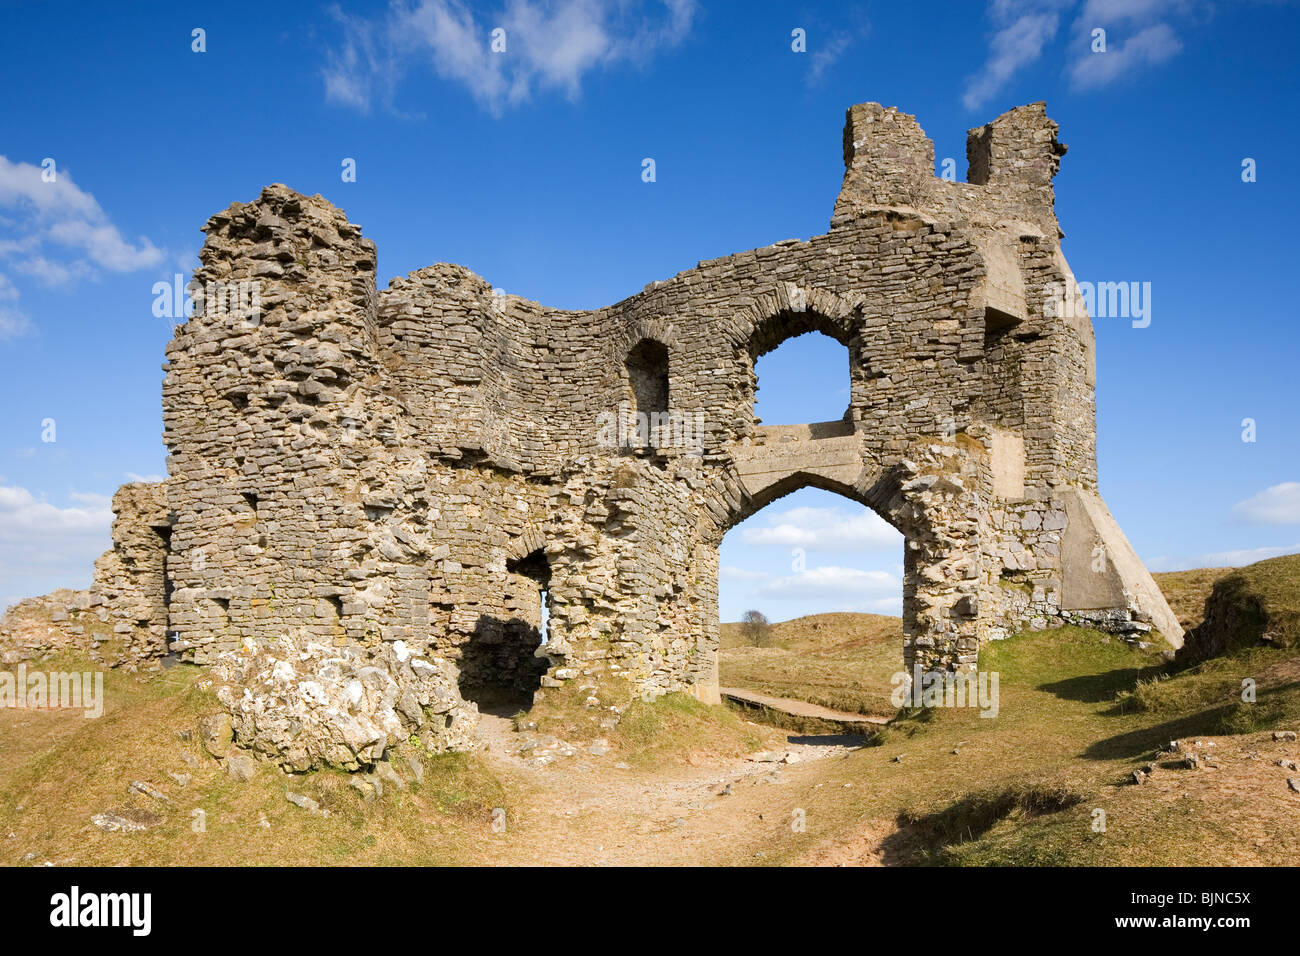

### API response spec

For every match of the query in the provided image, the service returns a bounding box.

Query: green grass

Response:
[900,781,1087,865]
[1178,553,1300,662]
[611,692,767,768]
[0,655,524,866]
[757,617,1300,867]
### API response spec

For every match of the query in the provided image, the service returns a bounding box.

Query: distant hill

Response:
[719,612,902,717]
[720,611,899,650]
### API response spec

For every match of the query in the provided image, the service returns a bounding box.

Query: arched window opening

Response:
[626,338,669,415]
[753,330,851,426]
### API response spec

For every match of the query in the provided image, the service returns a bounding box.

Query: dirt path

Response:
[472,713,874,865]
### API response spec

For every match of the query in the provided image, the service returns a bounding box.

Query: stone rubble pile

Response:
[212,635,477,771]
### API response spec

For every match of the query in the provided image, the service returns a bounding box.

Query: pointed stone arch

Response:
[727,283,862,353]
[697,442,989,703]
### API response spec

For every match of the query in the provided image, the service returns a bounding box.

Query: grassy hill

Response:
[1,553,1297,866]
[1151,566,1233,632]
[786,621,1300,866]
[1172,553,1300,663]
[720,554,1300,719]
[723,554,1300,865]
[719,612,901,717]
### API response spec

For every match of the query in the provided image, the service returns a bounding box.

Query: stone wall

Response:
[1,98,1183,769]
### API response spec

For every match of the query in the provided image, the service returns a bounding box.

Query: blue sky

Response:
[0,0,1297,622]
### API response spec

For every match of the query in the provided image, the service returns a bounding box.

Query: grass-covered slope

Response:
[2,553,1297,866]
[0,656,516,866]
[719,612,901,717]
[1175,553,1300,663]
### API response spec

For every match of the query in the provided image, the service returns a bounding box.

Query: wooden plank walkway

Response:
[719,686,891,727]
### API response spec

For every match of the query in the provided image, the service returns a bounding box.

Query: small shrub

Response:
[739,610,771,647]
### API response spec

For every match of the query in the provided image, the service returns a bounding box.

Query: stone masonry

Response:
[1,100,1183,770]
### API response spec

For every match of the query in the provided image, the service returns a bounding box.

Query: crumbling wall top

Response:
[832,101,1068,239]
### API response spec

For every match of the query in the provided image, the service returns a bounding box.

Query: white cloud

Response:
[719,565,768,582]
[12,255,92,286]
[323,0,697,116]
[806,24,867,87]
[0,157,163,279]
[963,0,1195,109]
[1199,544,1300,566]
[1232,482,1300,525]
[962,1,1067,110]
[0,483,114,602]
[755,565,900,600]
[0,272,28,340]
[1065,0,1193,90]
[1067,20,1182,89]
[738,504,900,552]
[0,305,32,341]
[0,484,112,536]
[0,157,164,342]
[1146,542,1300,572]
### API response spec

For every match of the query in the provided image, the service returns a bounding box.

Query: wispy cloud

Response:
[323,0,697,116]
[1147,542,1300,572]
[963,0,1198,110]
[0,157,164,341]
[0,483,114,610]
[746,565,902,615]
[962,0,1068,110]
[738,504,900,552]
[1232,482,1300,525]
[804,16,870,88]
[1199,543,1300,566]
[1067,16,1183,89]
[0,305,31,341]
[755,565,899,600]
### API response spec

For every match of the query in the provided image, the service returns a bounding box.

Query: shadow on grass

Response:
[1036,663,1164,704]
[1080,710,1229,760]
[883,782,1085,865]
[1082,679,1300,760]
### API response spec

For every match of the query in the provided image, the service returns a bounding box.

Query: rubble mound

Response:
[213,635,478,771]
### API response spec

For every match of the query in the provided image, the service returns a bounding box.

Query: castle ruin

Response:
[2,100,1183,770]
